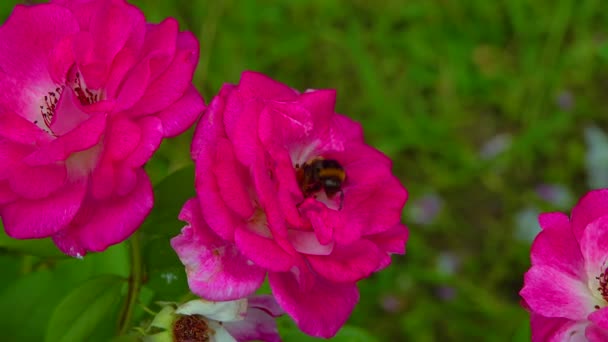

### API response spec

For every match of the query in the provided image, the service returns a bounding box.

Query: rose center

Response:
[173,315,211,342]
[36,70,102,135]
[596,269,608,303]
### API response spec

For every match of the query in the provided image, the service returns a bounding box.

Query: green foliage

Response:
[2,0,608,341]
[45,276,124,342]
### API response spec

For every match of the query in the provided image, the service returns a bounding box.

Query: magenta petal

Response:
[130,30,198,115]
[106,118,141,161]
[0,141,33,180]
[238,71,299,101]
[49,85,90,136]
[114,55,152,112]
[234,227,296,272]
[571,189,608,242]
[87,0,144,67]
[9,163,66,199]
[0,181,17,205]
[298,89,336,132]
[0,112,50,145]
[223,91,263,167]
[0,4,78,115]
[214,139,255,219]
[520,265,597,320]
[224,295,283,342]
[586,323,608,342]
[307,240,384,283]
[53,170,152,254]
[366,223,409,255]
[580,216,608,281]
[171,199,266,301]
[529,313,586,342]
[1,179,86,239]
[157,85,204,137]
[589,308,608,330]
[258,101,314,150]
[90,155,115,199]
[269,271,359,338]
[137,19,177,79]
[24,113,107,166]
[124,117,163,168]
[530,213,585,278]
[195,136,241,241]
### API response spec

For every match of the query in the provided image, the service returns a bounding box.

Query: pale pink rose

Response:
[520,189,608,341]
[171,71,408,338]
[145,295,283,342]
[0,0,204,257]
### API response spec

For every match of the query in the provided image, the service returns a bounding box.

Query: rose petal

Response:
[586,323,608,342]
[588,308,608,330]
[238,71,298,101]
[124,116,163,168]
[224,295,283,342]
[105,118,141,161]
[213,138,255,219]
[9,163,67,199]
[580,216,608,299]
[269,270,359,338]
[24,112,107,166]
[234,226,296,272]
[0,111,51,145]
[172,199,266,301]
[571,189,608,242]
[175,298,247,322]
[307,239,384,283]
[52,169,152,255]
[1,179,86,239]
[157,85,204,137]
[521,265,598,320]
[529,313,587,342]
[0,4,78,117]
[530,213,585,278]
[130,29,198,115]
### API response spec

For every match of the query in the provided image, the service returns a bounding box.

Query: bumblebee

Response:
[296,157,346,209]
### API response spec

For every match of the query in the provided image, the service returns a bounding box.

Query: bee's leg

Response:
[338,190,344,211]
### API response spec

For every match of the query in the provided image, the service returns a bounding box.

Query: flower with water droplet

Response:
[0,0,204,256]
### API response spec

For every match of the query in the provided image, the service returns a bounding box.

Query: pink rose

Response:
[171,71,408,338]
[520,189,608,341]
[0,0,204,257]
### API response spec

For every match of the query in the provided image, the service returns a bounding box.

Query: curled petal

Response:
[172,199,266,301]
[224,295,284,342]
[175,298,247,323]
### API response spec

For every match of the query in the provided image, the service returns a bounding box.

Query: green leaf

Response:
[278,316,378,342]
[144,165,195,231]
[141,166,195,299]
[0,270,55,341]
[45,275,124,342]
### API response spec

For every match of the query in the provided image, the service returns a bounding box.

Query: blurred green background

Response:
[2,0,608,341]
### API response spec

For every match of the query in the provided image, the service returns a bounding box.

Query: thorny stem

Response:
[117,232,143,336]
